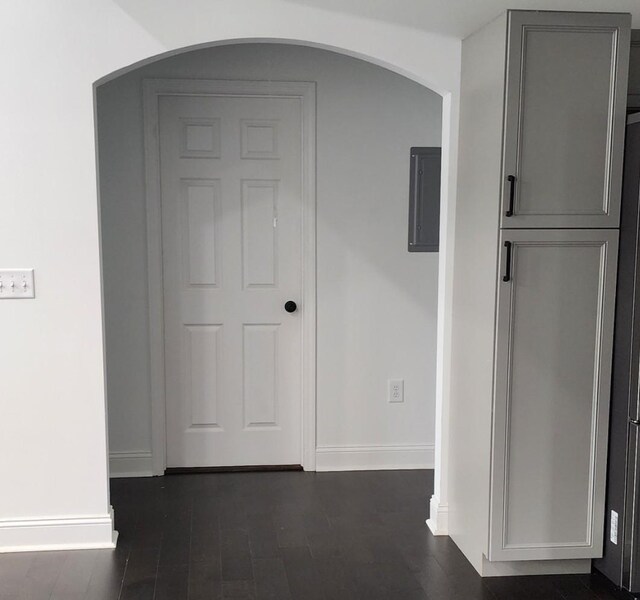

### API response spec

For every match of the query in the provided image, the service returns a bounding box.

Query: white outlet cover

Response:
[388,379,404,403]
[610,510,618,545]
[0,269,35,299]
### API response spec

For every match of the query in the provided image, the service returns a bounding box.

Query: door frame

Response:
[143,78,317,475]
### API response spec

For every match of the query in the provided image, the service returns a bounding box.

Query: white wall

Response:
[97,44,442,475]
[0,0,460,551]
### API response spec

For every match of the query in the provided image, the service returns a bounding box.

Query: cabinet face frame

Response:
[489,228,618,561]
[500,11,630,229]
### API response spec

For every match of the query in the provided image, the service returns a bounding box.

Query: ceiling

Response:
[283,0,640,38]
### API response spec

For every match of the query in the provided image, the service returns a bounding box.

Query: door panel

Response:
[243,324,279,428]
[501,11,629,228]
[160,91,303,468]
[186,324,222,428]
[182,180,220,287]
[489,229,618,560]
[242,180,279,288]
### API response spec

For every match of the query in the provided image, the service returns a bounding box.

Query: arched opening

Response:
[94,38,450,96]
[96,40,450,516]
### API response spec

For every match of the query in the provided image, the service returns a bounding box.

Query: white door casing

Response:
[143,79,316,472]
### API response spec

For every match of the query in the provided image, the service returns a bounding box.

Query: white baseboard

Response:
[109,451,154,478]
[315,444,434,472]
[0,507,117,553]
[426,494,449,535]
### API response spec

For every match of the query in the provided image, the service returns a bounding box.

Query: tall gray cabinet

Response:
[449,10,630,575]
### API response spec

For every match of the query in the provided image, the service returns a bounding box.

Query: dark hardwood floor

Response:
[0,470,629,599]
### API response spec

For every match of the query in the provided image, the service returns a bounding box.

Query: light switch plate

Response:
[0,269,35,299]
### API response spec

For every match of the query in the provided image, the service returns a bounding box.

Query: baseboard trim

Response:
[110,446,434,475]
[0,507,117,553]
[109,451,154,478]
[426,495,449,536]
[315,444,434,472]
[480,557,592,577]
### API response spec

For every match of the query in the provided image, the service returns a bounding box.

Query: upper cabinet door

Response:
[500,11,630,229]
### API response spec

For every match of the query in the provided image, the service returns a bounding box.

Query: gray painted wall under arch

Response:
[97,43,442,473]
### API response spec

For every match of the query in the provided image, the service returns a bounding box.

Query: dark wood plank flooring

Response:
[0,470,629,599]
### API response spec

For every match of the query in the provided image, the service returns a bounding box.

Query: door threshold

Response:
[165,464,303,475]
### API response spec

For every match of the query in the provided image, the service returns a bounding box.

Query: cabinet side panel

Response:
[448,12,507,572]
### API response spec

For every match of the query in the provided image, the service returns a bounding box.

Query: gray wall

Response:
[97,43,442,471]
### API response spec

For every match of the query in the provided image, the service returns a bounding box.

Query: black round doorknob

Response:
[284,300,297,313]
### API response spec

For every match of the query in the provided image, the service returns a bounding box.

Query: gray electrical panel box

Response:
[408,147,441,252]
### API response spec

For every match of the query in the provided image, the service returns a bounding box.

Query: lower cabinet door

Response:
[489,229,618,561]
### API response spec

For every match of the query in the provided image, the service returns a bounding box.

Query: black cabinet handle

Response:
[505,175,516,217]
[503,241,512,282]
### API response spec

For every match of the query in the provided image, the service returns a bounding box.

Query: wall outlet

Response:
[611,510,618,545]
[388,379,404,403]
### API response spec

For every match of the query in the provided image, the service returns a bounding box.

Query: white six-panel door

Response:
[159,91,304,468]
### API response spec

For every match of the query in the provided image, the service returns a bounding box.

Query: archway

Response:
[96,37,458,539]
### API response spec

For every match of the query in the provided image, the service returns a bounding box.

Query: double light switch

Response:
[0,269,35,298]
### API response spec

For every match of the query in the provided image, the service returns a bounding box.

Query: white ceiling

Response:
[283,0,640,38]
